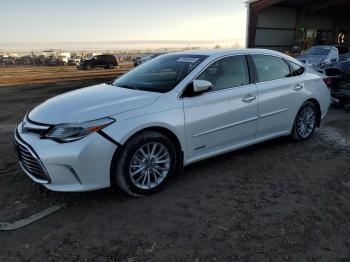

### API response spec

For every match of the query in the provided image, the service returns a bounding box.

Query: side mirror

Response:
[193,80,213,93]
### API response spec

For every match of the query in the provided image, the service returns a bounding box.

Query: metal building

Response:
[246,0,350,53]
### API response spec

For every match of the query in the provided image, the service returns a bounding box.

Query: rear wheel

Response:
[114,131,177,197]
[291,101,317,141]
[108,63,114,69]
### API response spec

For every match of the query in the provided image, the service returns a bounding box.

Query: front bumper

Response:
[14,124,118,192]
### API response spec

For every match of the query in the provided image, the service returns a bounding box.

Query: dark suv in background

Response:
[78,55,118,70]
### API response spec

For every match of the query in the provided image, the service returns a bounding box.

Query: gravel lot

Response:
[0,79,350,262]
[0,65,132,87]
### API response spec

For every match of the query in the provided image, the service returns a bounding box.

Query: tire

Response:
[291,101,317,142]
[108,63,114,69]
[114,131,177,197]
[85,64,92,70]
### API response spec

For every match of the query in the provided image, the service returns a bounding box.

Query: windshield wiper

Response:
[117,84,138,90]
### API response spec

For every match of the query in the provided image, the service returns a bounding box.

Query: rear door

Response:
[99,55,107,67]
[184,55,258,160]
[251,54,306,139]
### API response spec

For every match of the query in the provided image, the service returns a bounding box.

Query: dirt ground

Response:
[0,79,350,262]
[0,65,132,87]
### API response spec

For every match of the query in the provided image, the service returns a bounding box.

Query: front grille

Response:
[14,130,50,183]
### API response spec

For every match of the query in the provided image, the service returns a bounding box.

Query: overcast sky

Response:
[0,0,247,50]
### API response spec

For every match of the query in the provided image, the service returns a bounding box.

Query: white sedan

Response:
[14,49,331,196]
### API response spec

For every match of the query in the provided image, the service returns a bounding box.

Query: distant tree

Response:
[214,44,221,49]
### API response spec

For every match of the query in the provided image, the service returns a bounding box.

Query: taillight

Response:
[323,77,332,89]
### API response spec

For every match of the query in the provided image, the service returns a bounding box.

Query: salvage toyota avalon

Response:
[14,49,331,196]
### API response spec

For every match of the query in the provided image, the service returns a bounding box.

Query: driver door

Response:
[94,56,102,67]
[183,55,258,160]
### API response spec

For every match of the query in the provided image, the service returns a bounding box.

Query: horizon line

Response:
[0,39,246,52]
[0,39,245,45]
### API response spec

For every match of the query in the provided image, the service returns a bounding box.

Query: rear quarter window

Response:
[288,61,305,76]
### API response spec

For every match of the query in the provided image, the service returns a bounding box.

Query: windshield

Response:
[305,46,331,56]
[113,54,208,93]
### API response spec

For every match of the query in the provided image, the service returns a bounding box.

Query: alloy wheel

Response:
[297,106,316,138]
[129,142,171,189]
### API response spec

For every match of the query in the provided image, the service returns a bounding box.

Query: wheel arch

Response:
[306,98,321,127]
[109,126,184,186]
[130,126,183,159]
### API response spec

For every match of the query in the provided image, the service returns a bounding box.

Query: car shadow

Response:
[34,136,294,207]
[1,134,311,224]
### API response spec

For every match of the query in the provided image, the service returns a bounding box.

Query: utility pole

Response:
[32,49,36,71]
[0,49,5,73]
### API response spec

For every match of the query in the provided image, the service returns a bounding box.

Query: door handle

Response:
[242,95,256,103]
[293,83,304,91]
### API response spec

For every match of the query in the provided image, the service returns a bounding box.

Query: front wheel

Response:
[291,101,317,141]
[114,131,177,197]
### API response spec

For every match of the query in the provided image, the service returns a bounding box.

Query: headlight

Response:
[45,117,115,142]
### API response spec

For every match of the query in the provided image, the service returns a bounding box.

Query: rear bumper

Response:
[14,124,118,192]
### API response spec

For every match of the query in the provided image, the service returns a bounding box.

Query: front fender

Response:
[102,107,188,161]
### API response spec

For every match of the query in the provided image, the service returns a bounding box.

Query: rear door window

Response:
[252,55,291,82]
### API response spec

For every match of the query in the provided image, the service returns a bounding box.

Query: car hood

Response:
[28,83,161,124]
[296,55,327,66]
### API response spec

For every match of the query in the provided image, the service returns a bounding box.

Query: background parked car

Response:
[67,56,81,66]
[297,45,350,110]
[296,45,350,76]
[15,55,47,66]
[15,55,33,65]
[78,55,118,70]
[134,53,166,66]
[48,56,66,66]
[60,55,69,64]
[2,56,16,65]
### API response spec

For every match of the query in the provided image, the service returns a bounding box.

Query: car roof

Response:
[310,45,348,48]
[171,48,303,65]
[173,48,286,57]
[309,45,333,48]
